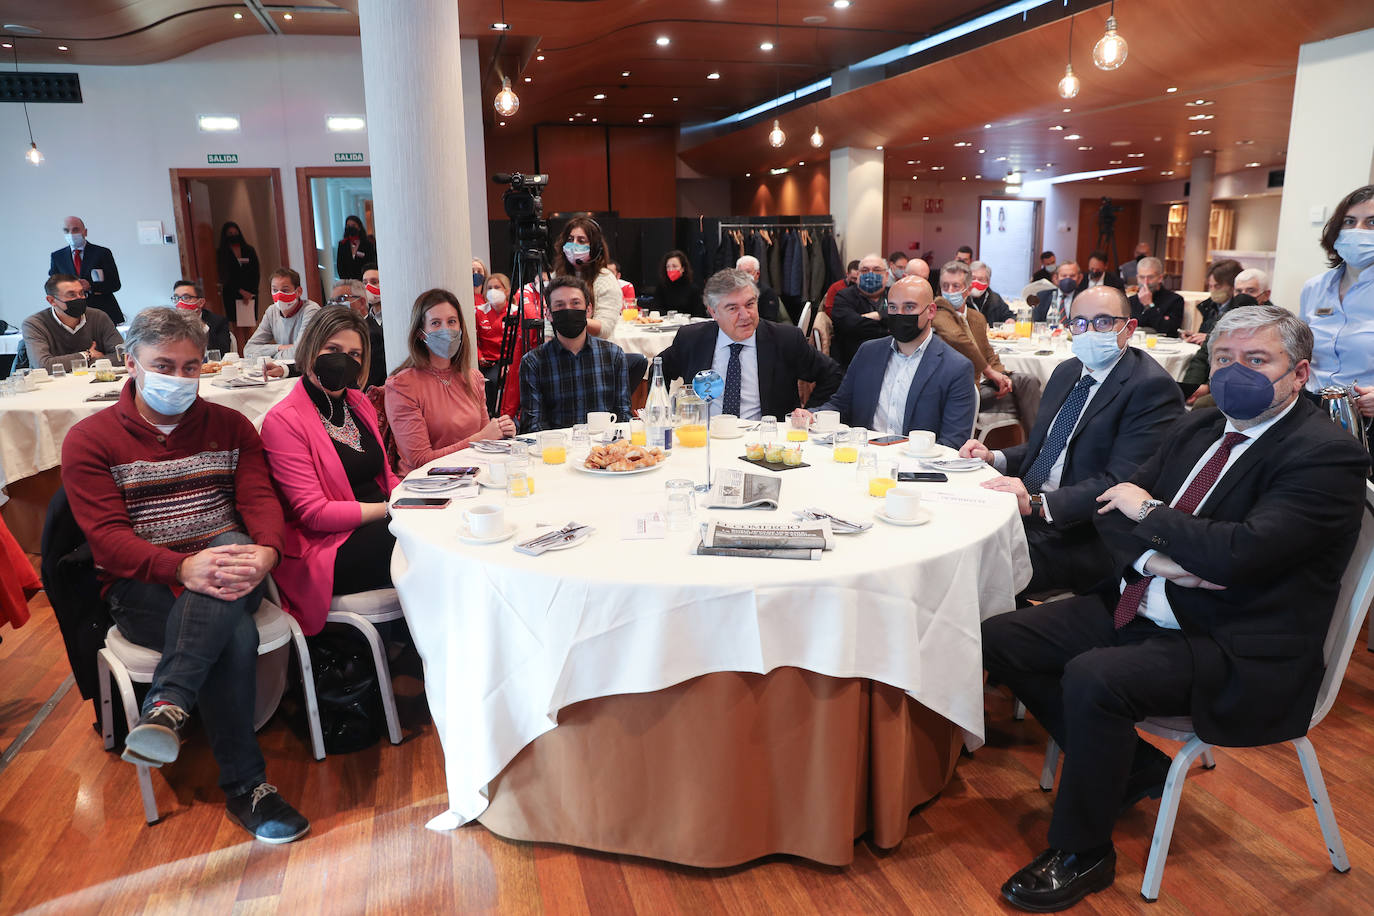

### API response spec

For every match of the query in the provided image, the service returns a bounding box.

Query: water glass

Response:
[506,455,532,499]
[665,478,696,531]
[206,349,222,363]
[758,414,779,444]
[570,423,591,453]
[0,377,15,397]
[50,362,66,379]
[71,357,89,376]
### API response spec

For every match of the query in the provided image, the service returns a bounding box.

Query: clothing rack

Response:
[717,218,836,232]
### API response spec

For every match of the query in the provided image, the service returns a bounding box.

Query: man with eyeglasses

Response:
[798,276,975,449]
[327,279,368,318]
[831,253,894,366]
[960,286,1184,594]
[21,273,124,373]
[171,280,233,356]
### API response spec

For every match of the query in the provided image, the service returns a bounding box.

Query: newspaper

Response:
[704,468,781,509]
[698,520,834,550]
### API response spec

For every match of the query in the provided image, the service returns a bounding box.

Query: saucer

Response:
[405,476,475,494]
[902,445,942,458]
[474,470,506,489]
[710,426,744,440]
[874,507,933,527]
[457,522,517,545]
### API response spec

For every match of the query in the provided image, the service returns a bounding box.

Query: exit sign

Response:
[207,153,238,164]
[334,152,365,163]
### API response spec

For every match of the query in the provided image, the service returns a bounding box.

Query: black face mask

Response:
[886,313,927,344]
[314,352,362,391]
[551,308,588,339]
[60,298,88,319]
[227,234,241,243]
[1228,292,1259,312]
[345,227,361,239]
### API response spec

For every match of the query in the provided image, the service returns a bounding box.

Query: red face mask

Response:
[175,301,200,311]
[364,282,381,297]
[272,291,300,307]
[971,280,989,294]
[666,267,683,282]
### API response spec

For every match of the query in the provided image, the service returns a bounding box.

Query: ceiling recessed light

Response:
[575,112,585,117]
[0,42,9,48]
[1185,98,1213,106]
[954,141,970,147]
[1077,145,1093,150]
[56,45,67,50]
[1153,136,1162,141]
[707,71,720,79]
[536,54,545,61]
[198,114,240,132]
[907,160,915,164]
[1109,159,1123,164]
[233,12,243,20]
[1188,129,1211,136]
[326,115,366,132]
[1109,140,1131,146]
[833,0,851,8]
[760,41,774,51]
[876,145,883,150]
[282,12,292,20]
[1127,152,1144,158]
[642,113,653,118]
[803,15,826,24]
[499,121,506,126]
[1246,161,1262,167]
[1188,113,1214,121]
[593,93,606,100]
[922,136,930,141]
[1064,133,1081,140]
[995,156,1007,162]
[591,117,597,122]
[974,174,982,179]
[1049,125,1064,131]
[912,175,918,180]
[637,118,643,123]
[1236,139,1254,145]
[490,21,510,30]
[798,160,805,166]
[672,96,680,102]
[770,167,790,175]
[931,165,944,170]
[1062,107,1072,113]
[983,123,992,129]
[570,117,576,122]
[977,149,985,154]
[745,172,751,177]
[656,36,670,46]
[961,176,967,181]
[622,70,631,77]
[1165,86,1178,93]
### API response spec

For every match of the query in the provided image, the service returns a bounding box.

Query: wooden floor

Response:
[5,574,1374,915]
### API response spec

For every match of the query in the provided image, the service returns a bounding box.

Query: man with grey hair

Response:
[983,303,1368,911]
[1129,257,1185,337]
[1234,267,1275,308]
[968,261,1013,324]
[61,307,310,845]
[735,254,782,322]
[328,278,369,317]
[658,268,841,419]
[22,273,124,373]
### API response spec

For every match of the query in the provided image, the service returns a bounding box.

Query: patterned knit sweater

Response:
[61,379,285,592]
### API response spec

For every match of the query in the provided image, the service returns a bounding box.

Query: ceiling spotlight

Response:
[536,53,545,61]
[707,71,720,80]
[1161,170,1175,176]
[1246,161,1262,167]
[1127,152,1144,157]
[1185,98,1213,107]
[770,167,790,175]
[1188,129,1212,135]
[494,77,520,117]
[977,149,985,154]
[643,113,654,118]
[768,119,786,148]
[954,141,970,147]
[593,93,606,100]
[490,21,510,31]
[1065,134,1081,140]
[0,43,9,48]
[1235,139,1254,145]
[233,12,242,19]
[1165,86,1178,93]
[995,156,1007,162]
[672,96,680,101]
[930,165,943,170]
[798,161,805,166]
[1077,146,1093,150]
[523,76,531,82]
[833,0,851,8]
[907,160,915,164]
[876,145,883,150]
[575,112,585,117]
[1109,159,1122,165]
[984,123,992,129]
[499,121,506,127]
[810,125,824,148]
[1049,125,1064,131]
[1188,113,1214,121]
[282,12,293,20]
[56,45,68,51]
[1062,108,1072,113]
[1092,4,1128,70]
[922,136,930,141]
[761,41,774,51]
[591,117,597,122]
[656,36,670,46]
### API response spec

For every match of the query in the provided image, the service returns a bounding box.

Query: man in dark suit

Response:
[1076,250,1125,293]
[982,304,1369,912]
[803,276,976,448]
[1033,261,1082,323]
[969,261,1014,325]
[735,255,781,322]
[360,264,386,389]
[963,286,1184,593]
[1032,250,1057,283]
[831,253,891,366]
[658,268,842,420]
[1128,256,1185,338]
[50,216,123,323]
[172,280,232,356]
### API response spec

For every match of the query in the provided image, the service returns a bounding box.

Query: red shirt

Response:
[823,279,849,316]
[475,301,504,365]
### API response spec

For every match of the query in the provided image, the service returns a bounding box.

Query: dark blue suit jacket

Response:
[820,333,976,449]
[50,243,123,323]
[1002,346,1184,526]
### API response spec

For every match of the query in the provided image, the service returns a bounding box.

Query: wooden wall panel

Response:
[483,127,538,222]
[535,126,611,216]
[730,165,831,217]
[607,128,678,218]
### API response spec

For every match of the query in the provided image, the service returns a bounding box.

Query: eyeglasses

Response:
[1067,315,1130,334]
[328,295,362,307]
[170,294,201,304]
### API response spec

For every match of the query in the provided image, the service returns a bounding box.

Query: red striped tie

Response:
[1112,431,1248,628]
[72,248,82,277]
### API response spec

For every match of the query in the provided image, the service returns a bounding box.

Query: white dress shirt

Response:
[51,306,87,335]
[711,329,761,420]
[1130,396,1300,630]
[872,334,932,435]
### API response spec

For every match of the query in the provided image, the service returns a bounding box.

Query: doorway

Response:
[1076,196,1141,271]
[170,168,289,352]
[296,166,374,306]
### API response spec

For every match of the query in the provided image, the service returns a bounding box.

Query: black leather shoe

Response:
[1001,847,1116,912]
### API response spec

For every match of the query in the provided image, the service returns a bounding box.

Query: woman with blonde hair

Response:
[384,288,516,474]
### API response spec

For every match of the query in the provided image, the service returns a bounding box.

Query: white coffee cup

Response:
[907,430,936,453]
[587,411,618,433]
[219,363,239,380]
[710,413,739,436]
[649,310,662,320]
[813,410,841,430]
[884,487,923,521]
[486,455,508,486]
[463,503,505,538]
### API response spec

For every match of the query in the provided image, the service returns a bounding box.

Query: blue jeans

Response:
[107,531,267,798]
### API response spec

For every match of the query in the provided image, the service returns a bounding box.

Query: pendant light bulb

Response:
[494,77,520,117]
[25,141,43,165]
[1092,16,1128,70]
[809,125,824,148]
[1057,63,1080,99]
[768,119,786,149]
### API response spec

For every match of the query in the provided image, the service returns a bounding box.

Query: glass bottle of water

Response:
[646,356,673,450]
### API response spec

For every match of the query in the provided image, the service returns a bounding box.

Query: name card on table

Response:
[207,153,239,165]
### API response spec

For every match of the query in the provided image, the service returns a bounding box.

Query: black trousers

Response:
[1022,516,1113,596]
[982,595,1192,851]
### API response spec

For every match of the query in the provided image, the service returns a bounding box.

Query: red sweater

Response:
[61,380,285,592]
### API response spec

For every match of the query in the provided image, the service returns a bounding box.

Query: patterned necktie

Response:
[1113,431,1249,628]
[723,342,744,416]
[1022,376,1097,493]
[72,249,82,277]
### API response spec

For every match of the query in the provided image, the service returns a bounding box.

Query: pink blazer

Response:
[260,382,399,634]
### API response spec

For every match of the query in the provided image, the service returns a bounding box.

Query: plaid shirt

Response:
[519,334,631,433]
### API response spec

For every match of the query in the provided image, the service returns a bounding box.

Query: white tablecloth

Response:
[0,374,296,491]
[610,317,706,359]
[388,434,1033,829]
[996,339,1198,387]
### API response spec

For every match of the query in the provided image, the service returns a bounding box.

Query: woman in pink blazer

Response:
[261,308,399,635]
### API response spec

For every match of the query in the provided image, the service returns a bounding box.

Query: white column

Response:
[359,0,474,372]
[1272,27,1374,311]
[830,147,884,263]
[461,39,491,272]
[1182,155,1215,291]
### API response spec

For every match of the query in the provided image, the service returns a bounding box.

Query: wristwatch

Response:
[1137,499,1164,523]
[1029,493,1045,517]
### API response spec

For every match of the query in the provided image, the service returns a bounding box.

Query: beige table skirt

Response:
[477,666,962,867]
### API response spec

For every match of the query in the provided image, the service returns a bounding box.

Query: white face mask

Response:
[485,288,508,307]
[65,232,85,249]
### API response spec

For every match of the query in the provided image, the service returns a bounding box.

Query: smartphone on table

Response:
[897,471,948,483]
[392,497,452,509]
[428,466,479,477]
[870,435,908,446]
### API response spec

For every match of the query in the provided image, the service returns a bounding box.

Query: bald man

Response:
[904,258,931,280]
[831,253,892,366]
[801,276,976,448]
[49,215,123,323]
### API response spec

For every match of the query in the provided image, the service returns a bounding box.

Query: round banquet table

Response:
[995,338,1198,387]
[388,430,1033,865]
[609,315,707,359]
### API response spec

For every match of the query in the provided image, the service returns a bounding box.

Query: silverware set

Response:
[796,508,872,533]
[515,522,592,555]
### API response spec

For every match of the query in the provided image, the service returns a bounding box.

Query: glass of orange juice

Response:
[630,419,647,445]
[787,412,810,441]
[677,424,707,448]
[539,431,566,464]
[832,425,858,463]
[622,306,640,322]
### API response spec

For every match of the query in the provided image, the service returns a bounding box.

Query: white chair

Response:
[1038,481,1374,901]
[974,410,1021,442]
[97,585,326,824]
[325,588,406,745]
[797,301,813,340]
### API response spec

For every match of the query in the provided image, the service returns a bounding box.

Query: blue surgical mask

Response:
[857,272,884,294]
[472,271,485,288]
[1070,330,1122,372]
[1210,361,1288,421]
[65,232,84,250]
[563,241,591,265]
[1057,277,1077,295]
[136,362,199,417]
[943,291,965,308]
[1334,228,1374,271]
[424,328,461,359]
